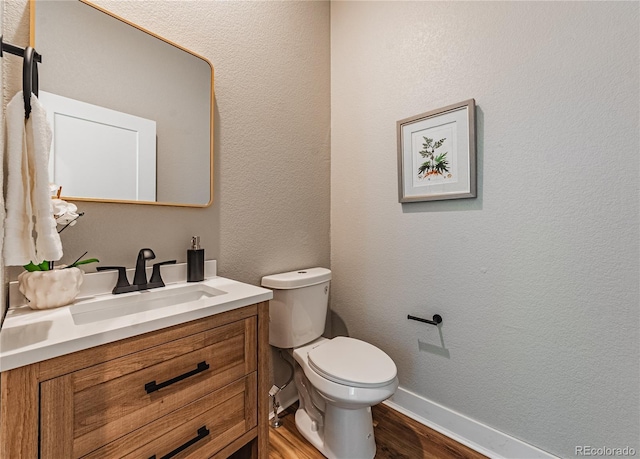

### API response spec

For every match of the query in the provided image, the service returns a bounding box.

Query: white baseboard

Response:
[385,387,558,459]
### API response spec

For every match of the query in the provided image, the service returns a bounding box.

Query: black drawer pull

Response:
[148,426,210,459]
[144,361,210,394]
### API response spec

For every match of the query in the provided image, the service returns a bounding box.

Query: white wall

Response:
[331,2,639,457]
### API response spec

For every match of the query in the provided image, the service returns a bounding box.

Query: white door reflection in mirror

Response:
[39,91,156,202]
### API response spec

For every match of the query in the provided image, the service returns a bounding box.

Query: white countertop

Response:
[0,261,273,372]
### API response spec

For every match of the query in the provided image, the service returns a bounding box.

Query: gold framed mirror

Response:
[31,0,214,207]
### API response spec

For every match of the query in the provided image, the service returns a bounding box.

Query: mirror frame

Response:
[30,0,215,207]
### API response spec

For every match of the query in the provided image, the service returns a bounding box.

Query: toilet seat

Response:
[307,337,397,388]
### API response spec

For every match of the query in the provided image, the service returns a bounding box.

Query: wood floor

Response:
[268,403,486,459]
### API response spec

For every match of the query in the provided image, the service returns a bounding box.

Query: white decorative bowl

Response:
[18,267,84,310]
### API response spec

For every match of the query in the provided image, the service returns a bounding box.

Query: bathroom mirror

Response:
[31,0,214,207]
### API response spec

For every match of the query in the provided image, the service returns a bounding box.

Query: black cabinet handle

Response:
[144,361,210,394]
[148,426,210,459]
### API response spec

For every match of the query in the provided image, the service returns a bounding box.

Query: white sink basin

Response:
[70,284,227,325]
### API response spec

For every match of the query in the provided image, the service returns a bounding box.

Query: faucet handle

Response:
[97,266,138,294]
[148,260,177,288]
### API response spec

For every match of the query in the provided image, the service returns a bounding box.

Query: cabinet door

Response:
[40,317,257,458]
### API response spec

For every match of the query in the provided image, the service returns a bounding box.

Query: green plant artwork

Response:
[417,137,450,179]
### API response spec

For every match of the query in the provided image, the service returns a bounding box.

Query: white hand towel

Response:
[28,93,62,263]
[3,91,62,266]
[3,91,35,265]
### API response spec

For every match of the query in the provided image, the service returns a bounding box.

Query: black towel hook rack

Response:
[22,46,39,119]
[0,35,43,119]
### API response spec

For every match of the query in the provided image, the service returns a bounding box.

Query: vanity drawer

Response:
[82,373,257,459]
[40,317,257,458]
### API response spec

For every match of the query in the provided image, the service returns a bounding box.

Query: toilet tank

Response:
[261,268,331,348]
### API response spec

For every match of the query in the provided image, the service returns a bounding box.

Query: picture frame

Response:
[397,99,476,202]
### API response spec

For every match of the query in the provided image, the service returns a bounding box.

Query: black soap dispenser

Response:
[187,236,205,282]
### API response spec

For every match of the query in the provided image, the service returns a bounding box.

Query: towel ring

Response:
[0,37,43,119]
[23,46,39,119]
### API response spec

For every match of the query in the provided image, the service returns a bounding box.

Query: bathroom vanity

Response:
[0,263,272,459]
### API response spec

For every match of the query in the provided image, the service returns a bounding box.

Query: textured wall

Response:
[3,0,330,287]
[330,2,639,457]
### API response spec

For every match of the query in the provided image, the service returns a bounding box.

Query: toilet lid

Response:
[307,337,397,388]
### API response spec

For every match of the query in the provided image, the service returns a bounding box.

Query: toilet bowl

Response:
[292,337,398,459]
[261,268,398,459]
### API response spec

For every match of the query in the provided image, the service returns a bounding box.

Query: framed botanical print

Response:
[397,99,476,202]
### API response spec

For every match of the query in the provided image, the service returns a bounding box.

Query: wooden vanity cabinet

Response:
[0,302,269,459]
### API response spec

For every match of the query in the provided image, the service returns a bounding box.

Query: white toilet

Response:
[262,268,398,459]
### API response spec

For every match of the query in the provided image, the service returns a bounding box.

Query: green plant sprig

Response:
[23,256,99,272]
